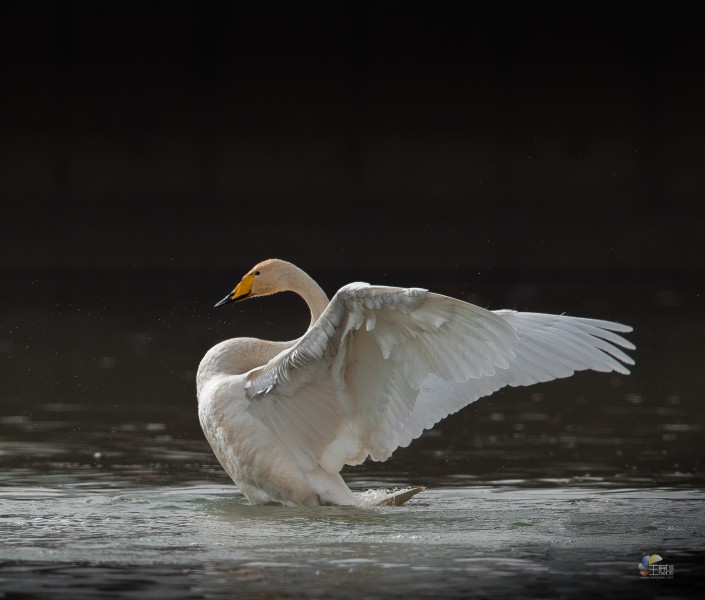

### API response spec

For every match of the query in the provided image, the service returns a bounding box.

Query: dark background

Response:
[2,2,703,279]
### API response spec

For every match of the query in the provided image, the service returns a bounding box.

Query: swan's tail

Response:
[356,486,426,507]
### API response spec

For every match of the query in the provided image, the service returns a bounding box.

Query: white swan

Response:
[196,259,635,507]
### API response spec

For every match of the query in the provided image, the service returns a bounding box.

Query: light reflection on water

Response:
[1,273,704,597]
[1,484,704,598]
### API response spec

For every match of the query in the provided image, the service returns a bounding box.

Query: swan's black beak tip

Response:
[214,294,234,308]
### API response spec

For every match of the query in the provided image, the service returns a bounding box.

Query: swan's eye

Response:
[255,270,261,276]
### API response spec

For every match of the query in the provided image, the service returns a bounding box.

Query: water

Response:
[1,272,704,598]
[1,484,703,598]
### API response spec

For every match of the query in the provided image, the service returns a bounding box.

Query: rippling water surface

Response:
[1,273,704,598]
[2,483,704,599]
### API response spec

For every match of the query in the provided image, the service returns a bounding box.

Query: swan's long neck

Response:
[286,263,329,329]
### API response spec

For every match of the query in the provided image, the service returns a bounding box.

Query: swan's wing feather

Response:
[383,310,635,453]
[245,284,635,475]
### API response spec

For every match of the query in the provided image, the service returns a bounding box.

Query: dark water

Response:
[1,271,704,598]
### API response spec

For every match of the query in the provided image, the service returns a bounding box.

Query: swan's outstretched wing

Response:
[245,283,634,477]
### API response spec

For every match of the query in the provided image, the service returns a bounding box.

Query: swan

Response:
[196,259,635,507]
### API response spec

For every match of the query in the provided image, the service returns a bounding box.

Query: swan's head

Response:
[214,259,293,307]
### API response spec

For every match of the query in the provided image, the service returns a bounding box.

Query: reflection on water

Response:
[1,272,704,597]
[1,484,704,598]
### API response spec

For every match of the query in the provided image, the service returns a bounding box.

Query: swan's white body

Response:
[196,259,635,507]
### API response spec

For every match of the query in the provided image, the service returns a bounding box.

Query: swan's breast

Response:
[196,337,293,398]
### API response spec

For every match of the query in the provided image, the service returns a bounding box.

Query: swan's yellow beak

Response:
[214,274,255,307]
